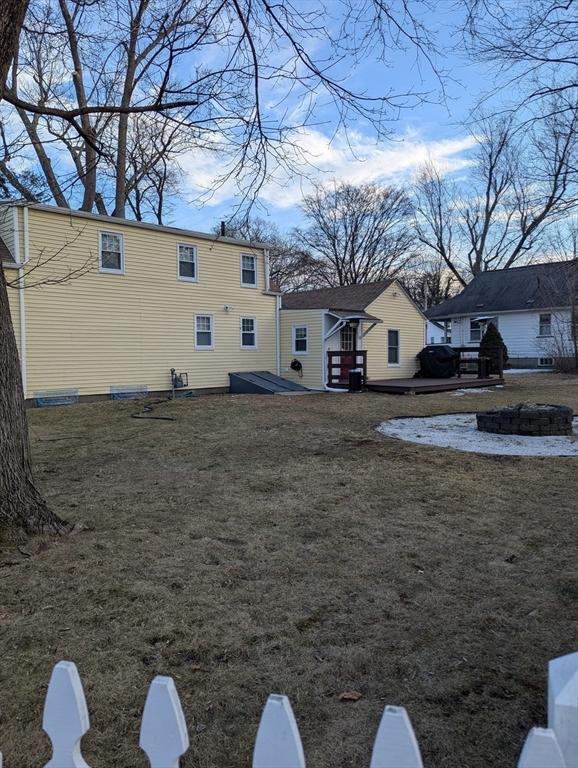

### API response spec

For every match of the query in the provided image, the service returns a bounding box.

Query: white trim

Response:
[292,324,309,355]
[176,242,198,282]
[194,313,214,350]
[98,230,124,274]
[240,252,258,288]
[17,267,27,397]
[240,315,258,349]
[12,207,20,264]
[275,295,281,375]
[264,248,271,292]
[387,328,401,367]
[0,201,268,250]
[22,205,30,264]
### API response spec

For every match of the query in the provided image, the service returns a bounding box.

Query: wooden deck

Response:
[365,375,505,394]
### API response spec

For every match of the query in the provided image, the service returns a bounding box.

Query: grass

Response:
[1,373,577,767]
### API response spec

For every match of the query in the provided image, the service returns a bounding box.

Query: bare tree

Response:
[0,0,443,536]
[400,255,457,309]
[414,107,578,286]
[465,0,578,119]
[1,0,443,219]
[294,182,415,287]
[537,225,578,372]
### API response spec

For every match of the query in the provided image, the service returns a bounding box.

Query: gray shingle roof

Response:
[282,280,393,311]
[426,261,578,319]
[0,235,17,267]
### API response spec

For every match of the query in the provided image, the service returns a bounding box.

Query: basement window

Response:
[99,232,124,273]
[177,243,197,281]
[195,314,214,349]
[538,357,554,367]
[241,253,257,287]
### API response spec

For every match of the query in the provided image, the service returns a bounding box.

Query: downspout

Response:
[275,293,281,376]
[15,206,29,397]
[264,248,270,292]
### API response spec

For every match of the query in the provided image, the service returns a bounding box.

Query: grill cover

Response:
[417,344,459,378]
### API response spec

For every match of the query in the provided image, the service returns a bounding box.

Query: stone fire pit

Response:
[476,403,574,437]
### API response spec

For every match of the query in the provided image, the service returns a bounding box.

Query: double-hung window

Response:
[99,232,124,273]
[539,313,552,337]
[241,317,257,349]
[241,253,257,287]
[293,326,308,353]
[177,244,197,281]
[388,329,400,365]
[195,314,214,349]
[469,319,482,343]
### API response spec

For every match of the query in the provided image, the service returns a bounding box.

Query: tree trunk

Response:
[0,265,68,536]
[0,1,29,99]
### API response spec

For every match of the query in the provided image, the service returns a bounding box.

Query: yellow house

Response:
[1,201,281,401]
[1,201,427,401]
[280,281,427,390]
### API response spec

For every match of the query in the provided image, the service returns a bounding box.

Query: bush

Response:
[480,322,509,373]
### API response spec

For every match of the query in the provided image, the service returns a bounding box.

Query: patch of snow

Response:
[504,368,553,375]
[376,414,578,457]
[450,388,491,396]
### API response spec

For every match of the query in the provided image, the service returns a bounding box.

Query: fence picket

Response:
[139,676,189,768]
[42,661,90,768]
[549,652,578,768]
[518,728,566,768]
[370,705,423,768]
[253,694,306,768]
[0,652,576,766]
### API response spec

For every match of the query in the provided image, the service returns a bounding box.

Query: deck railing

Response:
[327,350,367,387]
[453,346,504,379]
[1,651,576,766]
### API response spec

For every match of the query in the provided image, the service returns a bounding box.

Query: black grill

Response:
[417,344,459,378]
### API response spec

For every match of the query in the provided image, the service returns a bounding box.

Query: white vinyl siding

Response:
[177,243,197,281]
[241,253,257,287]
[240,316,257,349]
[195,314,214,349]
[99,232,124,273]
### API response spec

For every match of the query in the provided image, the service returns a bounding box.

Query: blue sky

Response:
[172,2,491,233]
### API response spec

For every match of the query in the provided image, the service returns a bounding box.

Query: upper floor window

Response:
[539,313,552,337]
[241,317,257,349]
[293,325,308,353]
[388,329,400,365]
[195,314,214,349]
[99,232,124,273]
[177,244,197,281]
[241,253,257,287]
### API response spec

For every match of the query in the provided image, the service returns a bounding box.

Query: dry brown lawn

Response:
[1,373,577,767]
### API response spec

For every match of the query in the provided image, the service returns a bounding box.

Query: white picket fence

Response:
[0,651,576,767]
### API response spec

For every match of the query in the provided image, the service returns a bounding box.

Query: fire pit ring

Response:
[476,403,574,437]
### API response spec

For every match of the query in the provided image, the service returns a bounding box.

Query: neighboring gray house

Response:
[426,261,578,368]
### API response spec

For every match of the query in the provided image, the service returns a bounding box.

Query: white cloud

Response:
[180,127,477,211]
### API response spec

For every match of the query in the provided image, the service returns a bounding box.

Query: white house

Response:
[425,261,578,368]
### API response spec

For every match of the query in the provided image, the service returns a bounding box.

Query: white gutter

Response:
[264,248,271,292]
[17,206,30,397]
[17,266,27,398]
[275,294,281,376]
